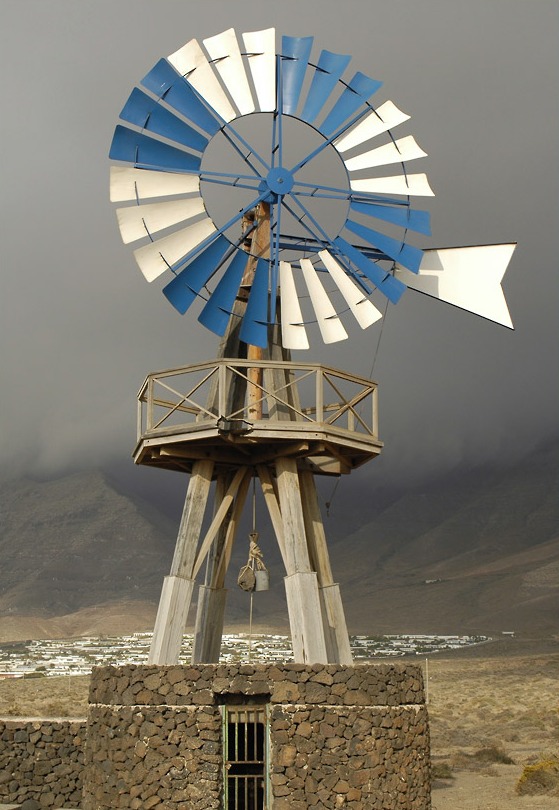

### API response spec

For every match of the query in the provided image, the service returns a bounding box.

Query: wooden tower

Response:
[136,203,382,666]
[111,27,514,668]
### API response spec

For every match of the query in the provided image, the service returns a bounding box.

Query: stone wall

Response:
[0,719,85,808]
[84,663,430,809]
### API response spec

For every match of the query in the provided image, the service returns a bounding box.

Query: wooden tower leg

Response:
[191,473,230,664]
[192,471,251,663]
[275,457,328,664]
[148,459,214,665]
[299,470,353,665]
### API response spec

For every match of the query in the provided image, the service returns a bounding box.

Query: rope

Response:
[325,476,341,517]
[369,295,390,378]
[238,475,270,660]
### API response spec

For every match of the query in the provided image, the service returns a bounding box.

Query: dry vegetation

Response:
[0,673,89,719]
[0,644,558,809]
[427,648,559,808]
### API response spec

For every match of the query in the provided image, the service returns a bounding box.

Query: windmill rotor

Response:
[109,27,515,350]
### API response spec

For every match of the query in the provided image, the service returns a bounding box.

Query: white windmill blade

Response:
[116,197,206,244]
[351,173,435,196]
[344,136,427,172]
[203,28,255,116]
[279,261,309,350]
[133,217,217,282]
[299,258,348,344]
[319,250,382,329]
[168,38,236,122]
[334,101,410,153]
[110,166,200,202]
[242,28,276,112]
[394,244,516,328]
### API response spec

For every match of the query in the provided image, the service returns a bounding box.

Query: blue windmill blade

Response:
[119,88,208,153]
[162,235,230,314]
[109,125,202,173]
[345,219,423,274]
[350,201,431,236]
[281,36,314,115]
[334,236,406,304]
[239,258,270,347]
[198,249,249,336]
[141,59,222,137]
[300,50,352,124]
[319,72,383,136]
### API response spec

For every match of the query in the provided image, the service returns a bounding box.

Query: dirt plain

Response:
[0,638,558,809]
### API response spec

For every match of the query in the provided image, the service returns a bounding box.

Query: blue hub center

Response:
[265,166,294,196]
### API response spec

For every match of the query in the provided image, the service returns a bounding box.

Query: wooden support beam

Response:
[148,459,214,664]
[192,471,251,662]
[275,456,313,574]
[244,202,269,422]
[307,456,351,475]
[192,466,249,579]
[191,473,231,663]
[284,573,328,664]
[299,469,353,665]
[250,441,309,466]
[319,584,353,666]
[148,575,195,664]
[213,471,251,588]
[256,464,287,570]
[275,456,328,664]
[191,585,227,664]
[169,459,214,580]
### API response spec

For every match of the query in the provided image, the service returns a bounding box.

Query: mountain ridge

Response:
[0,439,557,641]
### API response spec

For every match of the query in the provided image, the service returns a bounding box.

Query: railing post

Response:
[147,377,154,431]
[316,367,323,423]
[372,384,379,438]
[218,362,227,417]
[137,394,143,443]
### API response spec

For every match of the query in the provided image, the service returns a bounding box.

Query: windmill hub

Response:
[264,166,294,196]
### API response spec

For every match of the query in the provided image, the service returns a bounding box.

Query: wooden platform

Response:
[133,358,382,476]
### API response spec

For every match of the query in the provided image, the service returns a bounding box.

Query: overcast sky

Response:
[1,0,557,501]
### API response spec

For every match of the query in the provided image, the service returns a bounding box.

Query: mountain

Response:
[0,470,176,639]
[331,439,559,636]
[0,440,557,641]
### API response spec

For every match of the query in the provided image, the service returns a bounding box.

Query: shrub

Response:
[431,762,453,780]
[516,758,559,796]
[450,745,514,772]
[473,745,514,765]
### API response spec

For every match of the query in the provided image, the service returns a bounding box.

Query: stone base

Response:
[84,663,431,809]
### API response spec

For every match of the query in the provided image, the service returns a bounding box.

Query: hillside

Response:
[0,440,557,641]
[332,439,559,635]
[0,471,175,635]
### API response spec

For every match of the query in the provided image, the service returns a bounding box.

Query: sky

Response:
[1,0,558,506]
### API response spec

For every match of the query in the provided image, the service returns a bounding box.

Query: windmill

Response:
[109,28,515,667]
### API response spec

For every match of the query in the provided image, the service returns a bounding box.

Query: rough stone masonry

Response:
[84,662,431,809]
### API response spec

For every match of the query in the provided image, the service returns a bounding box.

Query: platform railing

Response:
[137,359,379,442]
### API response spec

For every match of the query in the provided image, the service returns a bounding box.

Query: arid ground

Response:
[1,639,558,808]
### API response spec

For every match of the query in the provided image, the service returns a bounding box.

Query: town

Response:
[0,632,490,678]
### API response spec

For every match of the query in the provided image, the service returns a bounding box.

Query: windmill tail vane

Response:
[109,27,516,349]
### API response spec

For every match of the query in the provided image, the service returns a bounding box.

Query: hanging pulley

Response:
[237,531,269,592]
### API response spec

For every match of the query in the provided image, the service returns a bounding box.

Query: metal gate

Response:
[222,705,268,810]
